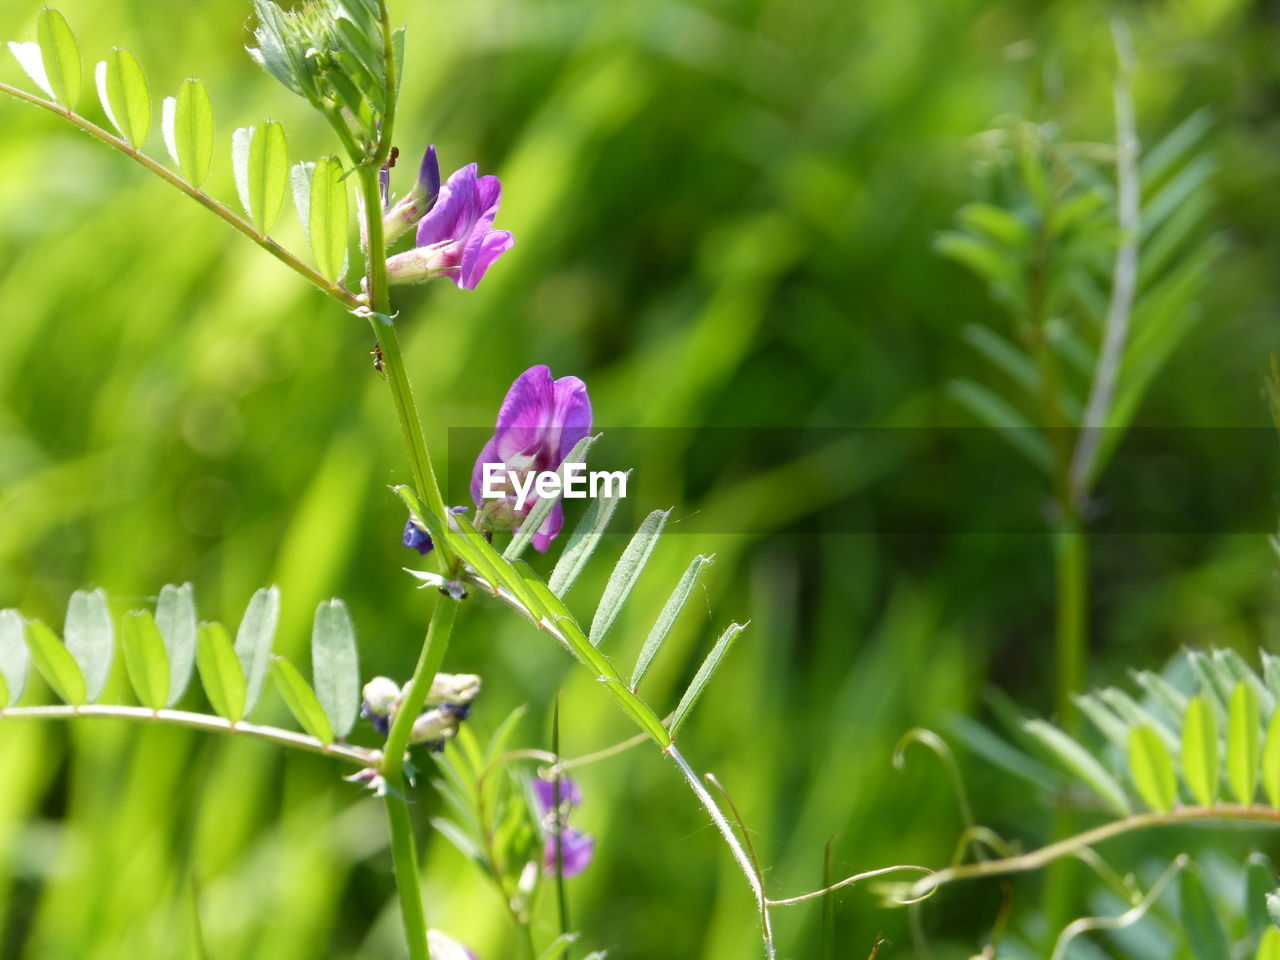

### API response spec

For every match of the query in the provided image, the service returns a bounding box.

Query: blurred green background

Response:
[2,0,1280,957]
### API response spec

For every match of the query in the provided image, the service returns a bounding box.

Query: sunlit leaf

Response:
[247,120,288,234]
[37,9,81,111]
[1128,724,1176,813]
[161,79,214,188]
[601,677,671,746]
[25,618,86,705]
[120,610,170,711]
[311,598,358,738]
[0,609,29,707]
[308,155,349,282]
[1181,695,1219,807]
[1260,928,1280,960]
[155,583,196,707]
[95,48,150,146]
[631,554,714,691]
[668,621,747,738]
[1228,681,1261,805]
[234,586,279,713]
[590,508,669,646]
[7,41,54,99]
[270,656,334,744]
[64,588,113,703]
[1263,709,1280,808]
[196,622,245,721]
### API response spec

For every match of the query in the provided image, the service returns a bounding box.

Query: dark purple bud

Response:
[403,517,434,555]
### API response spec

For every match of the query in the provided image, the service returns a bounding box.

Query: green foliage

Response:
[631,553,715,691]
[270,655,334,743]
[233,121,289,235]
[94,47,150,147]
[196,621,246,721]
[1181,695,1219,806]
[161,79,214,188]
[1229,681,1262,804]
[1180,865,1231,960]
[154,583,196,708]
[589,508,670,646]
[36,8,79,110]
[305,156,349,283]
[119,610,169,710]
[64,588,113,702]
[0,609,29,707]
[25,618,86,705]
[311,598,358,738]
[1127,724,1176,813]
[669,621,747,738]
[233,585,280,713]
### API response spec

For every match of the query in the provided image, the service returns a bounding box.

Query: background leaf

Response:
[196,622,245,722]
[234,586,280,714]
[1181,694,1219,806]
[310,599,358,739]
[161,79,214,187]
[120,610,170,711]
[1228,681,1261,805]
[24,619,86,705]
[1180,865,1230,960]
[668,621,747,737]
[155,583,197,708]
[0,609,29,707]
[307,156,348,282]
[63,588,113,703]
[270,656,334,744]
[1128,724,1177,812]
[589,508,669,646]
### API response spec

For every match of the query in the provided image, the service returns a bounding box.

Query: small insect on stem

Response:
[387,146,400,168]
[371,343,388,380]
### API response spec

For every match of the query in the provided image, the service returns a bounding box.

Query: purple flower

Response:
[385,156,514,289]
[533,775,593,877]
[544,827,594,878]
[532,776,582,813]
[471,366,592,552]
[402,506,469,557]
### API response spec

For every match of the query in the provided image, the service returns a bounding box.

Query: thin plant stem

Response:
[379,594,460,960]
[0,81,359,309]
[913,805,1280,897]
[552,699,571,958]
[0,704,376,764]
[1069,21,1140,507]
[666,744,776,959]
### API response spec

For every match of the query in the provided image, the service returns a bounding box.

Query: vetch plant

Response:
[4,4,1275,958]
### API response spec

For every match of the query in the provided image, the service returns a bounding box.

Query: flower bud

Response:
[410,707,460,746]
[427,672,482,706]
[384,146,441,243]
[362,677,401,717]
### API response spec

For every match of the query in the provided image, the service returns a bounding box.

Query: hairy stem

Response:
[667,744,775,959]
[0,81,359,308]
[0,704,377,764]
[384,788,429,960]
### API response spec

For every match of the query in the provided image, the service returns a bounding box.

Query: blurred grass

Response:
[1,0,1279,957]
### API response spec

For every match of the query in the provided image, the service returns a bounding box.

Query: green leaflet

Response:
[161,79,214,188]
[1227,681,1261,805]
[547,470,629,597]
[120,610,170,711]
[234,586,280,713]
[155,583,197,707]
[95,47,150,146]
[600,677,671,747]
[308,156,349,282]
[631,554,715,691]
[270,656,334,744]
[25,618,86,705]
[0,609,29,707]
[1023,719,1131,817]
[1181,695,1219,807]
[197,622,246,722]
[1128,724,1177,813]
[668,622,747,738]
[233,121,288,234]
[1260,928,1280,960]
[311,599,358,739]
[1264,710,1280,809]
[64,588,113,703]
[37,9,81,111]
[589,508,669,646]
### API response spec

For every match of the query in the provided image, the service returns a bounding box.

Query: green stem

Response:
[379,594,459,960]
[1054,515,1088,731]
[357,167,453,565]
[0,81,358,308]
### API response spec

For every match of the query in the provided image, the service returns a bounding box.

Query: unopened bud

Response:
[362,676,401,717]
[428,672,482,706]
[384,145,441,243]
[410,707,460,745]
